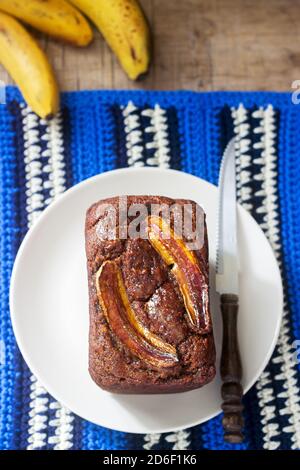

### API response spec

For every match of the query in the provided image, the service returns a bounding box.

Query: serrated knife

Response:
[216,137,244,443]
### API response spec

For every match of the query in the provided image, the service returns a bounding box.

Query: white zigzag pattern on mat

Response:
[22,105,74,450]
[253,106,300,450]
[233,104,281,449]
[48,402,74,450]
[122,101,144,167]
[22,105,49,450]
[231,104,252,211]
[143,433,161,450]
[40,114,67,205]
[142,105,171,168]
[22,106,44,225]
[121,101,189,450]
[165,430,191,450]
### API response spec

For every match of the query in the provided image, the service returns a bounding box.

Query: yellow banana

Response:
[0,0,93,46]
[69,0,151,80]
[0,11,59,119]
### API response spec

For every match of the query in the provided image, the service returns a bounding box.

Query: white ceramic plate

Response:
[10,168,282,434]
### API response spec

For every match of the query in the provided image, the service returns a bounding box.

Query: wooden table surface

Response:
[0,0,298,91]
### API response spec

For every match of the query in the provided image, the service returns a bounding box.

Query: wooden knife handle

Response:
[220,293,244,443]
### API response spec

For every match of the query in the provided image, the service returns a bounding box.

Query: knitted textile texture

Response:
[0,87,300,450]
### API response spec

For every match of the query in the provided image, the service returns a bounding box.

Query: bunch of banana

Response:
[0,0,151,119]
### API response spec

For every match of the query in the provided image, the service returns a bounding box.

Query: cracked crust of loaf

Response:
[85,195,216,394]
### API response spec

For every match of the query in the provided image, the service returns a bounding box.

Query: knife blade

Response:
[216,137,238,294]
[215,137,244,444]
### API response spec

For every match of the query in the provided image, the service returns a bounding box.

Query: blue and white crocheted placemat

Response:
[1,88,299,450]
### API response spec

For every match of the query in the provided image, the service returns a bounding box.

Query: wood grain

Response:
[0,0,298,91]
[220,293,244,444]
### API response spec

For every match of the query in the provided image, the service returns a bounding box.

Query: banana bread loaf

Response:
[85,195,215,393]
